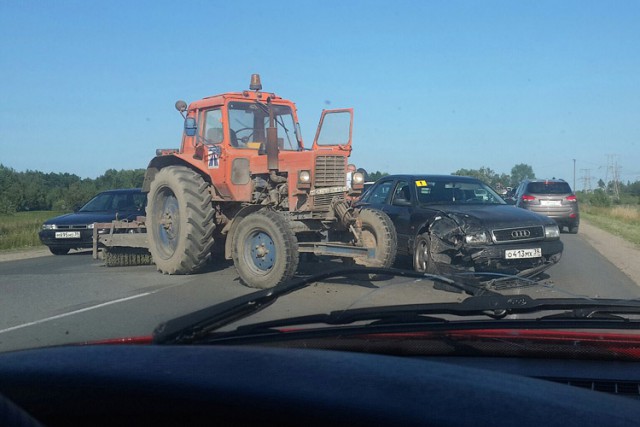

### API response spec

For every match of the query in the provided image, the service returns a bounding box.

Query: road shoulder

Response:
[0,247,51,262]
[579,220,640,287]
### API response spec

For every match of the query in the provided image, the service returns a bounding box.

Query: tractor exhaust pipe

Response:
[266,96,279,171]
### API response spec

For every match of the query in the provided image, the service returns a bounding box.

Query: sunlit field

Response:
[582,205,640,246]
[0,211,65,251]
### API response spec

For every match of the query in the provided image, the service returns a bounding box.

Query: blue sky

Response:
[1,0,639,190]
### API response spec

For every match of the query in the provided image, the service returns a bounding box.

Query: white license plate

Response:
[310,186,348,196]
[55,231,81,239]
[504,248,541,259]
[540,200,561,206]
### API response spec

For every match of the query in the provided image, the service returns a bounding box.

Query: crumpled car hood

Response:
[427,204,554,229]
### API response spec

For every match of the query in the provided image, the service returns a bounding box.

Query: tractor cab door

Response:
[311,109,353,151]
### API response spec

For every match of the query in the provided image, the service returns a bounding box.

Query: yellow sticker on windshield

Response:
[415,180,428,187]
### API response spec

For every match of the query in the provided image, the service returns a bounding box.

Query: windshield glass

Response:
[227,102,299,150]
[416,178,505,205]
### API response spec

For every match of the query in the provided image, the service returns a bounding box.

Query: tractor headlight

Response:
[299,170,311,184]
[352,172,365,185]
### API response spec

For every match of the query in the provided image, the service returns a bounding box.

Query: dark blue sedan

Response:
[358,175,563,278]
[39,188,146,255]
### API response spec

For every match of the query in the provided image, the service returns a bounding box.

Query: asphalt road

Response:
[1,233,639,353]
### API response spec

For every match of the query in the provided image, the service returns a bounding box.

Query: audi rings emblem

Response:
[511,229,531,238]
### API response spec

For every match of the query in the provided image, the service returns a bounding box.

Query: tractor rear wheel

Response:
[233,210,299,289]
[147,166,215,274]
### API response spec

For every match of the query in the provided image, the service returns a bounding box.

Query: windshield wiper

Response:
[152,268,493,344]
[197,296,640,345]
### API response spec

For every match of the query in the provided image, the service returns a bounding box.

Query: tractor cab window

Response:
[203,109,223,145]
[228,102,300,150]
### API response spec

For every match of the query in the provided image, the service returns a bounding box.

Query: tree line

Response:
[0,165,145,214]
[2,162,637,214]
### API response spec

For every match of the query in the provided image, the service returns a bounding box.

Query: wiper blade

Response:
[152,268,492,344]
[204,296,640,341]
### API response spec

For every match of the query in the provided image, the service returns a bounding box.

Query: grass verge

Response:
[581,205,640,247]
[0,211,65,251]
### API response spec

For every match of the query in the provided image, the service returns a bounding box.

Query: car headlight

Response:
[352,172,365,185]
[42,224,57,230]
[545,224,560,239]
[87,223,95,229]
[298,170,311,184]
[464,231,488,245]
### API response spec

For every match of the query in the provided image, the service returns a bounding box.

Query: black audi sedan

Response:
[358,175,563,278]
[39,188,146,255]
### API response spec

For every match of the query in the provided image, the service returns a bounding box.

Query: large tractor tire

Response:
[232,210,299,289]
[147,166,215,274]
[354,208,397,269]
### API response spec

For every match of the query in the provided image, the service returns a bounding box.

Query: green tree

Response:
[510,164,535,187]
[367,171,388,182]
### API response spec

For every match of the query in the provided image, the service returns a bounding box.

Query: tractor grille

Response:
[315,156,347,186]
[312,155,347,211]
[492,226,544,243]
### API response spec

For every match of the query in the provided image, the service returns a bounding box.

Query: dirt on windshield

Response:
[1,221,639,287]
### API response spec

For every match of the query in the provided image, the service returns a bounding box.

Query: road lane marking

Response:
[0,292,157,334]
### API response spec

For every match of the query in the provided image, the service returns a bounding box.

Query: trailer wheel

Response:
[354,208,397,269]
[233,210,299,289]
[147,166,215,274]
[413,233,437,273]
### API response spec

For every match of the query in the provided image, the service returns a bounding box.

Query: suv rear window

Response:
[525,182,572,194]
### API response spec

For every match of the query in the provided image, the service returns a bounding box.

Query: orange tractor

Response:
[95,75,396,288]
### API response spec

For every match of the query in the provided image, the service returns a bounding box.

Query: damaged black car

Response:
[358,175,563,278]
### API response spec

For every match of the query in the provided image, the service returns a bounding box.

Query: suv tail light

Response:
[521,194,536,202]
[565,195,577,202]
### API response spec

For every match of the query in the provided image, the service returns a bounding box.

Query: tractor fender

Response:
[143,155,211,192]
[223,205,267,260]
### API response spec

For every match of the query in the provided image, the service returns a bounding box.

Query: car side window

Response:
[392,181,412,205]
[367,181,394,205]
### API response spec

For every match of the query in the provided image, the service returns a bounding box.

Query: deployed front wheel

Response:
[233,210,299,289]
[147,166,215,274]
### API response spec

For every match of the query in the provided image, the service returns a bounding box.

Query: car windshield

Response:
[79,192,145,212]
[228,102,300,150]
[1,3,640,424]
[416,179,505,205]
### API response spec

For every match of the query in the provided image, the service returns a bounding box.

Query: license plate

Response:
[504,248,541,259]
[310,186,348,196]
[540,200,561,206]
[55,231,81,239]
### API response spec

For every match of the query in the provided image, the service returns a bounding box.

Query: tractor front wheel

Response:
[353,208,397,269]
[233,210,299,289]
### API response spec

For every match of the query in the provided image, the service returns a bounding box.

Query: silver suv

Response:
[512,179,579,233]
